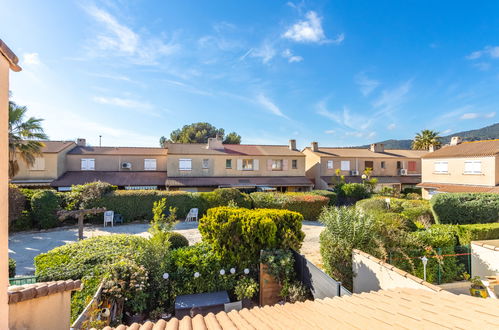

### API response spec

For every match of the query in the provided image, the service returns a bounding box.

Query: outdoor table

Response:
[175,291,230,318]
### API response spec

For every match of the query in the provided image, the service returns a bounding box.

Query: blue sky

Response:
[2,1,499,148]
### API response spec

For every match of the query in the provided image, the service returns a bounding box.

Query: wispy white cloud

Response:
[22,53,41,65]
[387,123,396,130]
[441,129,452,135]
[83,5,178,65]
[162,79,213,96]
[485,111,496,118]
[324,129,335,134]
[372,80,412,115]
[317,102,371,131]
[282,49,303,63]
[466,46,499,60]
[256,94,288,118]
[92,96,161,117]
[355,72,379,96]
[460,111,496,120]
[472,62,491,71]
[249,42,276,64]
[283,11,342,45]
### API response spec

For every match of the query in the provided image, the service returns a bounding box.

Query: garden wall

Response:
[471,240,499,279]
[352,249,443,294]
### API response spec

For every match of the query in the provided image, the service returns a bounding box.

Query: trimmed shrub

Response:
[250,192,329,220]
[337,183,371,204]
[356,198,388,213]
[402,187,422,195]
[430,193,499,224]
[8,185,26,226]
[67,181,116,210]
[203,188,252,209]
[31,190,60,229]
[199,207,305,268]
[309,190,337,206]
[455,223,499,245]
[169,232,189,249]
[9,258,16,277]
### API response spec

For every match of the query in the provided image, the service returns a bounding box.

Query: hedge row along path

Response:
[9,221,325,275]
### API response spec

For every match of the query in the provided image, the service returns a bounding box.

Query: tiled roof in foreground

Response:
[417,182,499,193]
[101,288,499,330]
[8,279,82,304]
[422,139,499,159]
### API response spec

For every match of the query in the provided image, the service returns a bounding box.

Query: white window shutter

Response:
[253,159,259,171]
[237,159,243,170]
[282,159,288,171]
[267,159,273,170]
[89,159,95,170]
[81,159,87,170]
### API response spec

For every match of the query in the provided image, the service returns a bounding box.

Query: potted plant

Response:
[463,273,488,298]
[234,277,259,309]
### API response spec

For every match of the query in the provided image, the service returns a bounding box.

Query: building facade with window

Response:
[165,138,312,192]
[418,139,499,199]
[303,142,426,191]
[51,139,168,190]
[11,141,76,188]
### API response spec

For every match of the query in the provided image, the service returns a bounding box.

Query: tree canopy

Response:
[412,129,441,150]
[160,122,241,146]
[9,101,48,178]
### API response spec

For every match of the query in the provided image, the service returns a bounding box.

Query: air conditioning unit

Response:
[121,162,132,169]
[350,170,360,176]
[400,169,408,176]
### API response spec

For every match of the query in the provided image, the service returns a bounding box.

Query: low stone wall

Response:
[471,240,499,278]
[352,249,443,294]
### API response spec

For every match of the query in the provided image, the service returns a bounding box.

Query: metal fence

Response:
[291,250,351,298]
[9,276,37,286]
[388,245,471,285]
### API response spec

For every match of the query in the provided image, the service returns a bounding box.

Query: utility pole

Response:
[99,135,102,147]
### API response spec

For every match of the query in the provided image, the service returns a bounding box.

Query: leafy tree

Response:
[9,101,48,177]
[412,129,441,151]
[159,122,241,145]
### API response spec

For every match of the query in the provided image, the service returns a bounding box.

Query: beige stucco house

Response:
[11,140,76,187]
[303,142,426,190]
[51,138,168,190]
[418,138,499,199]
[165,138,312,192]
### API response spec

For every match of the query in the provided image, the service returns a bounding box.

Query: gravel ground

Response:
[9,221,323,275]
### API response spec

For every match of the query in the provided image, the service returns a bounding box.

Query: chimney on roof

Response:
[289,139,297,150]
[311,142,319,152]
[450,136,462,146]
[370,143,384,153]
[428,144,435,152]
[76,138,86,147]
[206,136,223,150]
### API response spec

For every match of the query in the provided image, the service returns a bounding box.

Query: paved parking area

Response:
[9,221,324,275]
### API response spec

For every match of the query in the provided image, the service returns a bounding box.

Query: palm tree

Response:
[9,101,48,178]
[412,129,441,150]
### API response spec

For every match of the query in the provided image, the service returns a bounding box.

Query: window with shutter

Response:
[341,161,350,171]
[271,160,283,171]
[408,161,417,171]
[81,158,95,171]
[226,159,232,169]
[464,161,481,174]
[434,161,448,173]
[282,159,288,171]
[292,159,297,169]
[179,159,192,171]
[364,161,374,170]
[202,159,209,169]
[253,159,259,171]
[242,159,253,170]
[144,159,157,171]
[327,160,333,169]
[30,157,45,171]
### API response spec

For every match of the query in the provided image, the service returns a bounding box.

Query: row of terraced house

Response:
[10,136,499,198]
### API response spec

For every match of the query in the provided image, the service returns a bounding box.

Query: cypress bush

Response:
[199,207,305,268]
[250,192,329,220]
[430,193,499,224]
[31,190,60,229]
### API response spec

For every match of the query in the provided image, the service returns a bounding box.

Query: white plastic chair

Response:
[104,211,114,227]
[185,208,199,222]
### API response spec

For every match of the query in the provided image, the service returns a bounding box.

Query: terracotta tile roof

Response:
[166,176,313,187]
[472,239,499,251]
[69,146,168,156]
[51,171,168,187]
[38,141,76,153]
[305,147,427,159]
[422,139,499,159]
[0,39,21,71]
[167,143,304,156]
[321,175,421,185]
[99,287,499,329]
[8,279,81,304]
[417,182,499,193]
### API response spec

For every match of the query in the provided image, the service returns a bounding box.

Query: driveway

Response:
[9,221,324,275]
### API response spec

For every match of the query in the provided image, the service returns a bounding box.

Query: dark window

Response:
[397,161,402,169]
[364,161,374,169]
[292,159,298,169]
[381,161,386,169]
[226,159,232,168]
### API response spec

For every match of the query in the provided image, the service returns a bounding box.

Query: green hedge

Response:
[309,190,337,206]
[199,207,305,268]
[431,193,499,224]
[31,190,60,229]
[432,223,499,245]
[250,192,329,220]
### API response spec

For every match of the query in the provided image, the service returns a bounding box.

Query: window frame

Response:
[340,160,350,171]
[81,158,95,171]
[226,159,232,169]
[271,159,283,171]
[242,159,254,171]
[292,159,298,169]
[29,157,46,171]
[380,161,386,169]
[202,159,209,169]
[434,161,448,174]
[179,158,192,171]
[144,158,157,171]
[327,160,334,169]
[464,160,482,174]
